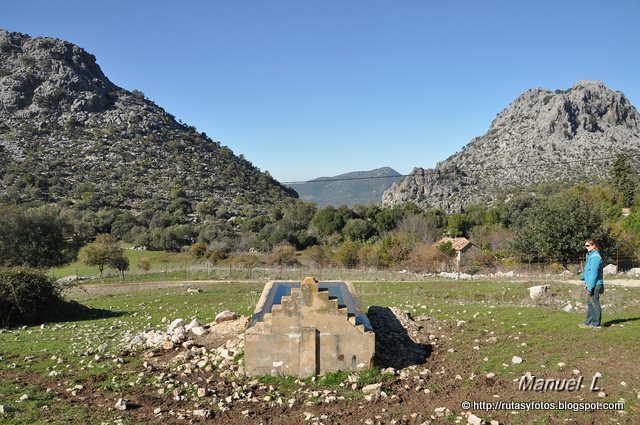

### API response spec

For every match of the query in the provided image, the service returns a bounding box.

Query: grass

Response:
[1,278,639,423]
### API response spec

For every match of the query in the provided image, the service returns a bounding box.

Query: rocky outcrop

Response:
[382,81,640,212]
[0,29,296,215]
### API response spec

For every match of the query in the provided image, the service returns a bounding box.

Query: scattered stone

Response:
[486,372,496,380]
[1,405,15,414]
[528,285,550,301]
[626,267,640,276]
[184,318,201,332]
[603,264,617,275]
[191,326,206,336]
[114,398,131,410]
[17,394,28,402]
[511,356,523,364]
[153,407,162,414]
[215,310,239,323]
[193,409,209,417]
[167,318,184,333]
[562,304,573,312]
[468,413,483,425]
[186,287,202,294]
[598,391,606,398]
[362,383,382,394]
[557,362,566,368]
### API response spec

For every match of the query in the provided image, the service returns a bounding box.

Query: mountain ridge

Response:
[0,28,296,219]
[382,80,640,212]
[287,167,402,207]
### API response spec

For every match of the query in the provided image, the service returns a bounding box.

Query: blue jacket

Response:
[582,250,604,292]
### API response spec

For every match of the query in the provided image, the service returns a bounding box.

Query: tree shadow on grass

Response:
[367,306,432,369]
[3,299,127,328]
[603,317,640,327]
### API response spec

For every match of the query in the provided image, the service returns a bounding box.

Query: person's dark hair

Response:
[585,239,597,248]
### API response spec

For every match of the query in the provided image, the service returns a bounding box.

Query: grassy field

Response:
[1,278,638,424]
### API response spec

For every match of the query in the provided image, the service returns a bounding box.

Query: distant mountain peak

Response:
[288,167,402,207]
[383,81,640,212]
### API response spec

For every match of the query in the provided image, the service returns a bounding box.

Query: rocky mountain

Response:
[286,167,402,207]
[0,29,296,218]
[382,80,640,212]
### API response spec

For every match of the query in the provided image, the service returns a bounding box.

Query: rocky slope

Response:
[0,29,296,217]
[382,81,640,212]
[287,167,402,207]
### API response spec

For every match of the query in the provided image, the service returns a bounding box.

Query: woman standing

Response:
[579,239,604,329]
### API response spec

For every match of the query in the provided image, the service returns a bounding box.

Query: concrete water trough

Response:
[244,277,375,376]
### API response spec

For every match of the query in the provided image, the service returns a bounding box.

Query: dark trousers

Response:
[584,285,603,326]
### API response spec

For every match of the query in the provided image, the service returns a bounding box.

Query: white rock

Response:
[362,383,382,394]
[528,285,549,301]
[603,264,617,275]
[193,409,209,417]
[626,267,640,276]
[191,326,206,336]
[486,372,496,379]
[562,304,573,312]
[511,356,523,364]
[468,413,483,425]
[598,391,606,398]
[1,405,15,414]
[215,310,239,323]
[167,318,184,332]
[114,398,130,410]
[185,318,201,332]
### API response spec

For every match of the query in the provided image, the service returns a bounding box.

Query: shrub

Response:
[335,241,361,268]
[0,267,62,326]
[402,244,455,273]
[269,243,298,267]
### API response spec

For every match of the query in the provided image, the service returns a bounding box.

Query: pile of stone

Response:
[127,310,241,352]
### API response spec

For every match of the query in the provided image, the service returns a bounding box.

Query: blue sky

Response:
[2,0,639,182]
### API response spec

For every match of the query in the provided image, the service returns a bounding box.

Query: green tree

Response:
[335,241,361,268]
[513,192,609,262]
[310,206,347,237]
[610,154,638,208]
[110,255,130,281]
[447,213,471,237]
[0,205,78,268]
[342,218,375,241]
[82,234,125,277]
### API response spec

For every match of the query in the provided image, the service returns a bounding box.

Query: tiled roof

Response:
[435,236,471,252]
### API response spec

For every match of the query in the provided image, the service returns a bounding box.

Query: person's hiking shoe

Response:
[590,325,603,330]
[578,323,590,328]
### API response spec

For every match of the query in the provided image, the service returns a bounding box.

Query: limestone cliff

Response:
[382,81,640,212]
